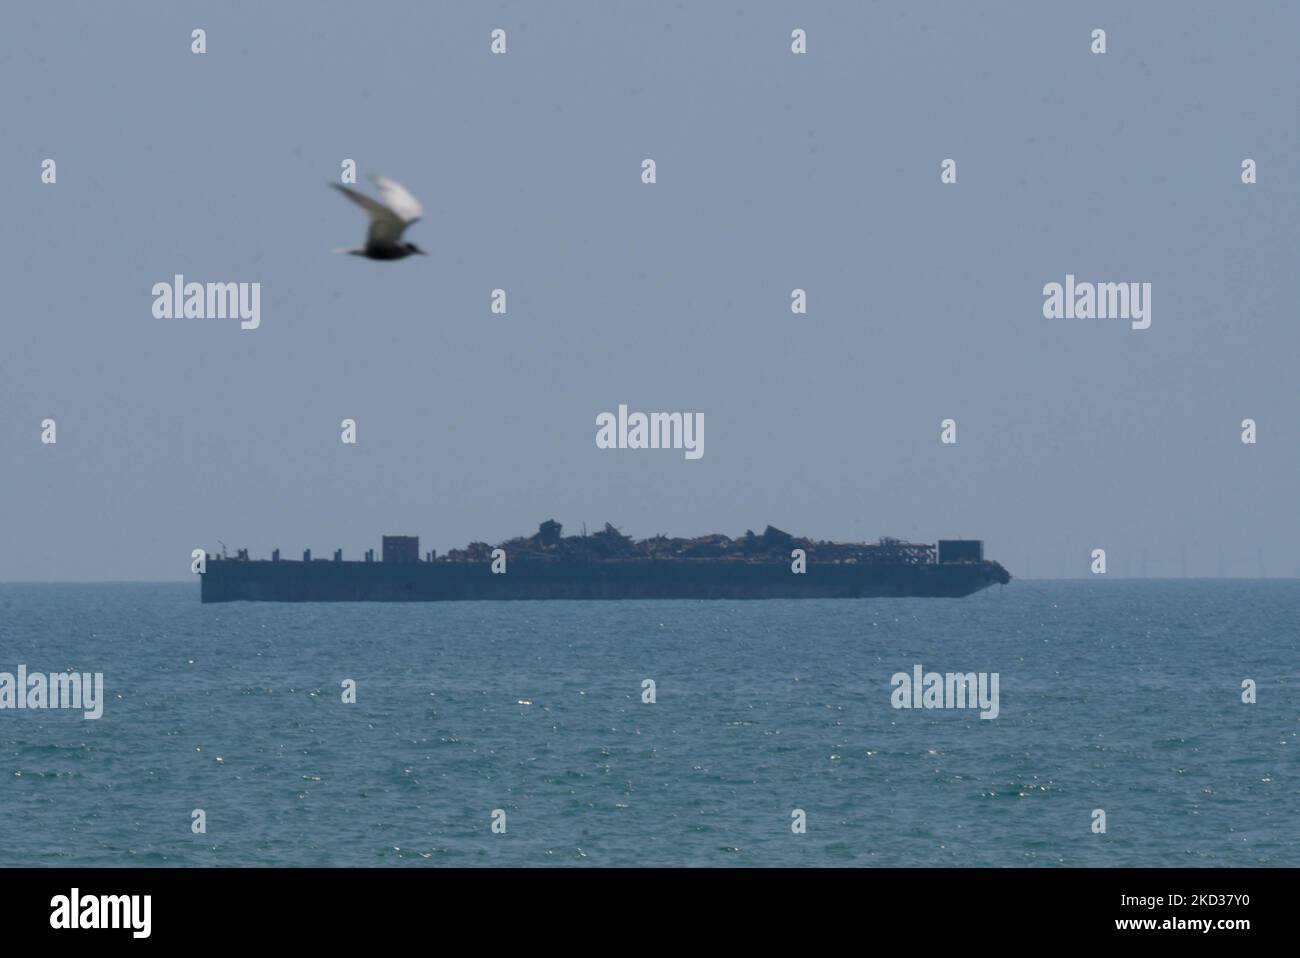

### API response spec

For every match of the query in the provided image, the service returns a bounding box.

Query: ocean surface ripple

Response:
[0,581,1294,867]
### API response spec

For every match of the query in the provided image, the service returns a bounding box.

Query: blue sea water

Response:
[0,581,1294,867]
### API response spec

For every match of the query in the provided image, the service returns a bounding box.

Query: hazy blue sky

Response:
[2,1,1297,580]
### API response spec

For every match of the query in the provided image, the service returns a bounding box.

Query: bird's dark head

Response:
[404,243,427,256]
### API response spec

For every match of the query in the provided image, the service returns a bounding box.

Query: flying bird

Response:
[331,175,426,260]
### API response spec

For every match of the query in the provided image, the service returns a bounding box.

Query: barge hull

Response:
[200,558,1009,602]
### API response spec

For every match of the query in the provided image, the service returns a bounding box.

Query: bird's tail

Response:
[332,247,365,255]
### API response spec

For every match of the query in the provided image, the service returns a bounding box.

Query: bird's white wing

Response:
[371,176,423,224]
[332,183,408,245]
